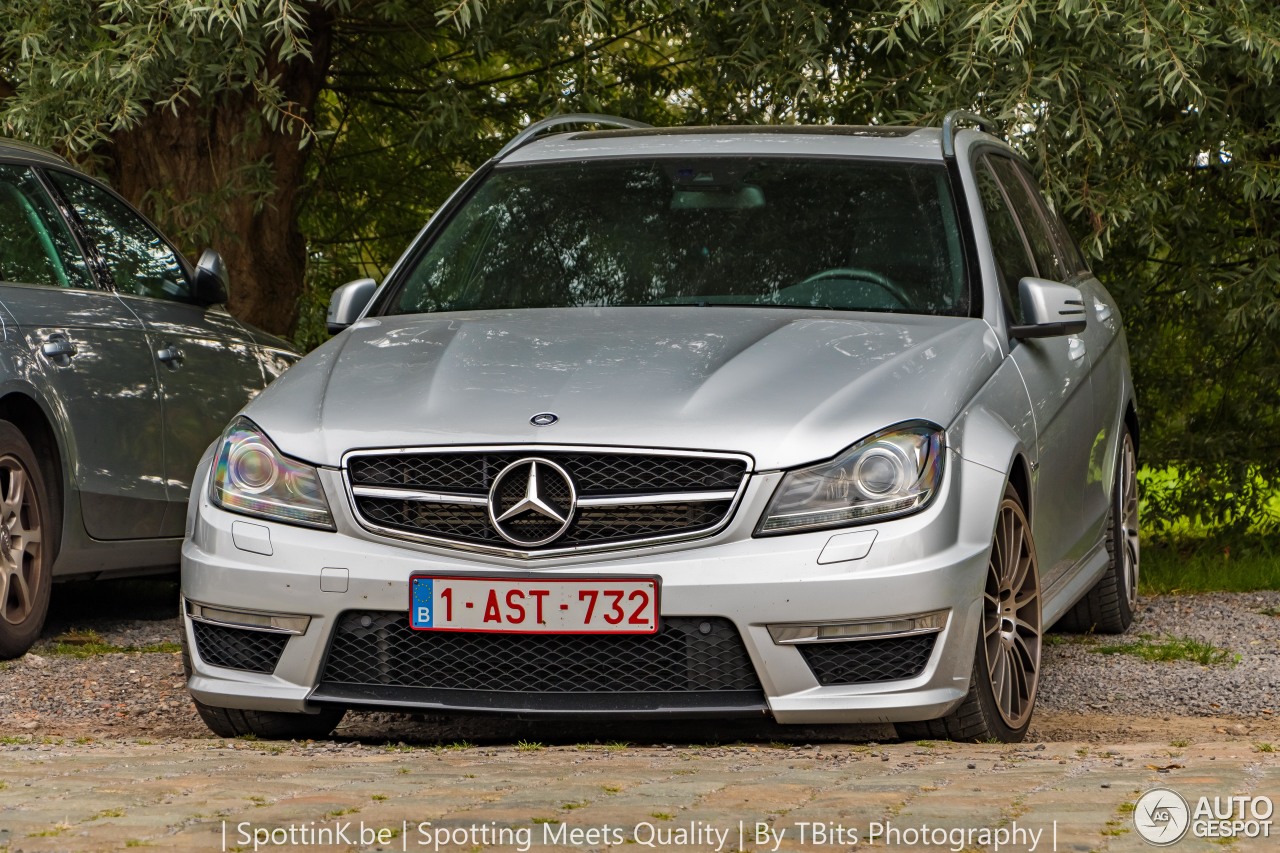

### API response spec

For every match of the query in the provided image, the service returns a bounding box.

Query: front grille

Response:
[350,452,745,494]
[799,634,936,685]
[314,612,765,715]
[347,448,749,554]
[192,621,288,674]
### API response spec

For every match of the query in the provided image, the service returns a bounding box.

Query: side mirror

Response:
[326,278,378,334]
[1009,277,1087,339]
[194,249,229,306]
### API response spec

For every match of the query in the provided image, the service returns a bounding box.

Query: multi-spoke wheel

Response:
[898,483,1041,743]
[0,422,54,659]
[1057,427,1139,634]
[982,491,1041,732]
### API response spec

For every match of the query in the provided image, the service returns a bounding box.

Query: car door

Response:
[1039,202,1123,546]
[45,170,267,538]
[974,153,1096,584]
[0,163,168,540]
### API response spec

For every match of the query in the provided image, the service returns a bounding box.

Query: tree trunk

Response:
[103,11,336,337]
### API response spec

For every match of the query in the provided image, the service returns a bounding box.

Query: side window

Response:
[47,170,191,302]
[987,156,1070,283]
[975,160,1034,322]
[0,164,94,289]
[1048,208,1091,278]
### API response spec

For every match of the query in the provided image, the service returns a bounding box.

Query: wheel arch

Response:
[0,390,68,558]
[1006,451,1033,522]
[1123,399,1140,456]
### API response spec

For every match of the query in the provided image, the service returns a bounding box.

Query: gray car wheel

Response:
[0,422,53,660]
[1055,428,1139,634]
[899,484,1041,743]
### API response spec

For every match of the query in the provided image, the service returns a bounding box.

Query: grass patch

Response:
[382,742,415,753]
[440,741,473,752]
[45,631,182,657]
[650,812,674,820]
[1092,634,1237,666]
[27,821,72,838]
[531,817,559,825]
[515,740,544,752]
[1141,538,1280,594]
[1254,743,1275,753]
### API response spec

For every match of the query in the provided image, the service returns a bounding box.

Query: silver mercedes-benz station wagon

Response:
[181,113,1139,743]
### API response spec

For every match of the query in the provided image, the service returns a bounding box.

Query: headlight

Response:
[210,419,335,529]
[756,422,944,535]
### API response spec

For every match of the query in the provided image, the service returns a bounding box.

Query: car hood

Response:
[247,307,1003,470]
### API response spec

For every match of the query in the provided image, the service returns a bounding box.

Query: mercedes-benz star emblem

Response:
[487,458,576,547]
[530,412,559,426]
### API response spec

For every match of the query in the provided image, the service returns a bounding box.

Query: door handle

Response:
[40,335,78,366]
[157,345,185,367]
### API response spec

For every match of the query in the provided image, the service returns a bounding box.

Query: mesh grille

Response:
[799,634,936,685]
[356,499,732,546]
[349,452,745,495]
[320,612,761,694]
[192,621,288,674]
[347,449,747,552]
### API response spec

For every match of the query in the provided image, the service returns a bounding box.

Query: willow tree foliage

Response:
[1,1,1277,529]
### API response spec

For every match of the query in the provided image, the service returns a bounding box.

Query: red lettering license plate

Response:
[409,575,660,634]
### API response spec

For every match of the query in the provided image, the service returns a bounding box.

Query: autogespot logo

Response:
[1134,788,1191,846]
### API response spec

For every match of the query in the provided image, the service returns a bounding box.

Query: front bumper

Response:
[181,449,1006,725]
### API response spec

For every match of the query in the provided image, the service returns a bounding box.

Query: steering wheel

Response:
[793,267,911,309]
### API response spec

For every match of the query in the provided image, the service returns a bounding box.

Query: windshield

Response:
[386,157,971,316]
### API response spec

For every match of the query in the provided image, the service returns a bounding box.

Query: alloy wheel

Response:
[1118,432,1140,611]
[0,455,43,626]
[983,497,1041,730]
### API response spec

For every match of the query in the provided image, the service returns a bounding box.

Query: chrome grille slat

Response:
[344,446,751,557]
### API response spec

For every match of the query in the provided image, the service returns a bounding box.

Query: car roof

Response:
[0,137,73,168]
[501,124,959,165]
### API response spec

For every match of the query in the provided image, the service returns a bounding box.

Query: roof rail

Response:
[940,110,999,159]
[494,113,652,160]
[0,136,72,166]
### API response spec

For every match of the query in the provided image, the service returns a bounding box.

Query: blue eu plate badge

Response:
[411,577,433,628]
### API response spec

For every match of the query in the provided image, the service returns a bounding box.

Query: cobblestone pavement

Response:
[1,734,1276,853]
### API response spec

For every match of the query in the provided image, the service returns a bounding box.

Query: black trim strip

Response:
[310,684,768,719]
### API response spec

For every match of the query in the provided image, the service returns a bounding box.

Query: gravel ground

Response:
[1038,589,1280,718]
[1,579,1278,743]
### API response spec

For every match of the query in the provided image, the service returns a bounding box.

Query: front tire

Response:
[1056,428,1139,634]
[898,484,1041,743]
[192,700,345,741]
[0,422,54,660]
